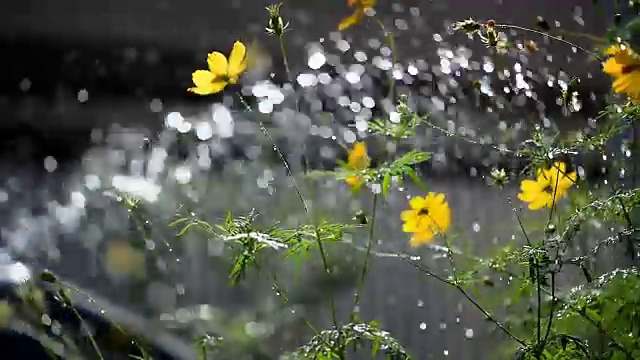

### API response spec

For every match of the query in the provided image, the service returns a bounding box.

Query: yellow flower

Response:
[338,0,376,31]
[105,240,146,279]
[344,141,370,190]
[401,192,452,247]
[517,162,577,211]
[188,41,247,95]
[603,44,640,101]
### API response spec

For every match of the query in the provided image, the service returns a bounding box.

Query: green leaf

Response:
[405,168,428,191]
[382,173,391,197]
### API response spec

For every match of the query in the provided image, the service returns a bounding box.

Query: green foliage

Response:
[335,150,430,197]
[368,95,429,140]
[289,321,411,360]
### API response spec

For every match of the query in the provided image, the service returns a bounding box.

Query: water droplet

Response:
[419,322,427,330]
[465,328,474,339]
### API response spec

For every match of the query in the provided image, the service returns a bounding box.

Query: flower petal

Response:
[188,70,228,95]
[188,71,228,95]
[603,57,624,77]
[520,179,541,192]
[191,70,215,87]
[518,190,537,203]
[338,10,364,31]
[409,231,435,247]
[228,41,247,79]
[401,209,417,222]
[207,52,229,77]
[402,221,419,233]
[529,193,552,211]
[409,196,426,210]
[613,72,640,98]
[347,142,369,169]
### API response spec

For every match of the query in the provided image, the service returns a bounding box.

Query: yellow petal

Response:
[401,209,417,222]
[403,221,419,233]
[433,208,451,233]
[603,58,624,77]
[361,0,376,7]
[345,176,363,187]
[433,194,445,205]
[191,70,215,87]
[613,72,640,98]
[207,52,229,77]
[553,162,567,174]
[338,10,364,31]
[409,196,426,210]
[518,190,537,203]
[188,70,228,95]
[228,41,247,79]
[529,193,552,210]
[347,142,369,169]
[558,171,577,188]
[520,179,541,193]
[409,231,435,247]
[605,45,623,56]
[188,76,228,95]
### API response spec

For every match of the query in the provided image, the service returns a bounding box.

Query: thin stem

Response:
[507,197,541,349]
[277,33,309,173]
[372,17,398,101]
[314,226,338,327]
[404,257,527,347]
[423,117,521,156]
[534,165,562,354]
[235,92,309,214]
[271,278,319,334]
[350,193,379,322]
[555,29,607,43]
[542,272,556,344]
[57,280,151,358]
[278,35,293,85]
[66,300,105,360]
[495,24,602,61]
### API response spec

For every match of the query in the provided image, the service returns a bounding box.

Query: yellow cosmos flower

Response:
[188,41,247,95]
[517,162,577,211]
[338,0,376,31]
[603,44,640,101]
[344,141,370,190]
[105,240,146,279]
[401,192,452,247]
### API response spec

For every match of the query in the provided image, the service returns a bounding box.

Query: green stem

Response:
[350,193,379,322]
[404,257,527,347]
[67,300,105,360]
[271,277,319,334]
[314,227,338,327]
[235,92,309,214]
[277,32,310,175]
[508,197,541,351]
[278,35,293,85]
[495,24,602,61]
[538,167,562,353]
[373,17,398,102]
[555,29,607,43]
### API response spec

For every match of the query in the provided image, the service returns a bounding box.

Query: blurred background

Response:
[0,0,629,359]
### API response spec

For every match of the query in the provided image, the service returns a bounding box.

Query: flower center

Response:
[543,185,554,194]
[418,208,430,216]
